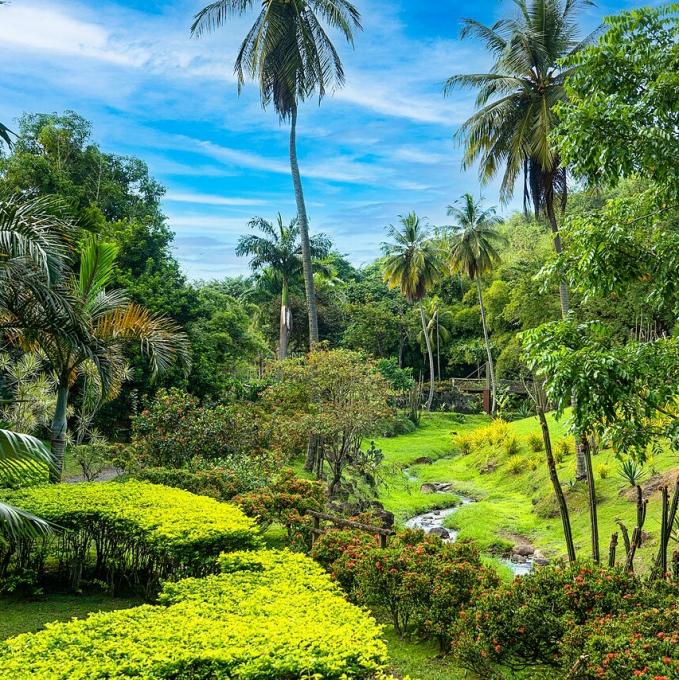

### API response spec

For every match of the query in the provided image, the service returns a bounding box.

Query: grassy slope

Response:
[378,411,678,567]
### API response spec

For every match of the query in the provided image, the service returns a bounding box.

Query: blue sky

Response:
[1,0,631,279]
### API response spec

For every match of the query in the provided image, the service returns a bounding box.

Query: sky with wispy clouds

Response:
[1,0,630,279]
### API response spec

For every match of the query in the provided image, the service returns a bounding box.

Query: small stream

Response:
[403,470,534,576]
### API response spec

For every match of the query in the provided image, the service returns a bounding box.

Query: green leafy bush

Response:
[132,460,270,501]
[130,388,269,468]
[0,550,388,679]
[235,468,326,549]
[450,564,677,676]
[527,432,544,452]
[1,481,260,592]
[561,603,679,679]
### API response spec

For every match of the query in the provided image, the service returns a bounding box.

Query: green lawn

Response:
[377,411,678,568]
[0,594,141,640]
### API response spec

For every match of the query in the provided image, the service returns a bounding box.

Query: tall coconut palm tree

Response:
[5,235,190,482]
[445,0,595,318]
[446,194,505,416]
[236,214,331,358]
[382,213,443,411]
[191,0,361,348]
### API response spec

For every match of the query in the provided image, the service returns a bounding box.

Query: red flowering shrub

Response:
[561,604,679,679]
[311,529,378,591]
[450,563,676,678]
[351,534,498,647]
[234,469,326,549]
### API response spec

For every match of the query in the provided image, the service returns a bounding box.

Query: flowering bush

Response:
[1,481,260,593]
[561,604,679,679]
[0,550,388,679]
[326,530,498,649]
[234,468,326,549]
[450,564,676,677]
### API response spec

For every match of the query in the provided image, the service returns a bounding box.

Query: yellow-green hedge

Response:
[0,550,388,679]
[1,481,260,591]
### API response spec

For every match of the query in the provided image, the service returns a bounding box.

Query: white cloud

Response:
[165,191,265,206]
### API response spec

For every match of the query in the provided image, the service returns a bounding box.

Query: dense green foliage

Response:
[0,481,259,592]
[0,550,388,679]
[450,563,679,678]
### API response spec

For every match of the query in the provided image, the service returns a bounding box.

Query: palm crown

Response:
[382,213,443,304]
[447,194,506,280]
[191,0,362,119]
[236,214,331,283]
[445,0,595,215]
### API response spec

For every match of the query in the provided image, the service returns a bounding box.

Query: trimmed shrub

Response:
[504,435,521,456]
[0,550,388,679]
[0,481,260,592]
[597,463,610,479]
[132,463,267,501]
[455,432,475,455]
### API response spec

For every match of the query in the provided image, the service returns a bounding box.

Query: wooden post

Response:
[311,515,320,546]
[379,533,388,549]
[608,532,618,568]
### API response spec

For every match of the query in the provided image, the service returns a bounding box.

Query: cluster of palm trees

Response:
[382,197,505,414]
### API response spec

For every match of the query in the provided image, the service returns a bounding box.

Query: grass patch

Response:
[0,594,141,640]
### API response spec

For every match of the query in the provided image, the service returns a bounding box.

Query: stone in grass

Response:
[414,456,434,465]
[512,544,535,557]
[420,483,438,494]
[428,527,451,539]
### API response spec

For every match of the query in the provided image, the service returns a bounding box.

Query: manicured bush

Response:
[454,432,475,455]
[0,550,388,679]
[504,435,521,456]
[450,564,674,677]
[0,481,260,592]
[505,456,525,475]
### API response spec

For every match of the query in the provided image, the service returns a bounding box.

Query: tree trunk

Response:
[419,304,435,411]
[289,106,319,347]
[546,190,587,480]
[279,278,291,359]
[538,408,576,562]
[49,383,69,483]
[581,436,600,563]
[476,278,497,416]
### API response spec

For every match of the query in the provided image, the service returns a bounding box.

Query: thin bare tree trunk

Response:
[289,106,319,347]
[581,436,600,563]
[476,278,497,416]
[546,190,587,480]
[538,408,576,562]
[419,304,435,411]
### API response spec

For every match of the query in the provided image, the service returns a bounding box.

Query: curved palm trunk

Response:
[419,304,435,411]
[49,382,69,483]
[475,278,497,416]
[289,106,319,347]
[279,278,291,359]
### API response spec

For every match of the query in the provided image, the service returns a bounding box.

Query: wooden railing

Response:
[308,511,395,548]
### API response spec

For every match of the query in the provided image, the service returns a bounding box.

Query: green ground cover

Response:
[377,412,678,568]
